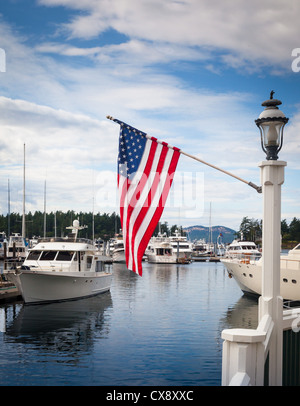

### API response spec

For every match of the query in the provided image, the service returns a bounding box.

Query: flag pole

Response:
[106,115,262,193]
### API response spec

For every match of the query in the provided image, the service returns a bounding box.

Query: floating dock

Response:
[0,282,21,303]
[192,256,221,262]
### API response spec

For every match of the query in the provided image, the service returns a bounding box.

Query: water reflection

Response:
[5,293,112,358]
[0,261,261,386]
[219,294,259,332]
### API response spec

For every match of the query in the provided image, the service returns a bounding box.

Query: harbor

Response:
[1,1,300,388]
[0,259,257,386]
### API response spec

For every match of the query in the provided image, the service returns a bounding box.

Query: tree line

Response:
[0,211,121,241]
[4,211,298,246]
[0,211,183,241]
[237,216,300,247]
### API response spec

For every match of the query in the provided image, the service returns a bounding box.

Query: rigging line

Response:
[106,115,262,194]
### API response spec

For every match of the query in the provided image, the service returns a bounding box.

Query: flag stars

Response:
[118,126,146,178]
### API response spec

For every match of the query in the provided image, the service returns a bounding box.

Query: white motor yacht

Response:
[225,239,261,259]
[169,230,193,263]
[112,239,126,263]
[146,235,177,264]
[4,220,112,304]
[6,233,27,260]
[221,243,300,301]
[0,232,7,259]
[192,239,214,257]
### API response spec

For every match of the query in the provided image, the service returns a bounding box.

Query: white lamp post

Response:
[255,91,289,385]
[221,93,289,386]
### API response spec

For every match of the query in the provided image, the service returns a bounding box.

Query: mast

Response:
[209,202,213,250]
[22,143,26,239]
[92,196,95,243]
[7,179,10,237]
[43,180,46,238]
[54,211,57,238]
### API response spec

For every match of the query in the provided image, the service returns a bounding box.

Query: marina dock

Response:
[192,256,220,262]
[0,282,21,303]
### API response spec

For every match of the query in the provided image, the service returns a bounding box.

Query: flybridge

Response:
[37,236,93,245]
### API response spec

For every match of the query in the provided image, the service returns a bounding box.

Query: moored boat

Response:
[146,235,177,264]
[4,220,112,304]
[169,230,193,263]
[221,243,300,301]
[224,239,261,259]
[6,233,27,261]
[0,232,7,260]
[112,239,126,263]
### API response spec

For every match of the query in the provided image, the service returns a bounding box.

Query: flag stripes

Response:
[116,120,180,276]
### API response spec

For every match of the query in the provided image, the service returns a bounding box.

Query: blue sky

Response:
[0,0,300,233]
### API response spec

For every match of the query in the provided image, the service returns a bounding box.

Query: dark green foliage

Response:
[236,216,300,246]
[0,210,122,240]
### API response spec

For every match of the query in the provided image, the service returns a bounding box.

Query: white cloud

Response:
[38,0,300,70]
[0,96,119,214]
[0,2,299,231]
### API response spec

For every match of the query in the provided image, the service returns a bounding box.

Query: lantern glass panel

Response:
[261,121,284,147]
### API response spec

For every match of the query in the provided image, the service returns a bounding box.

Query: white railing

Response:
[224,253,262,264]
[222,305,300,386]
[222,314,272,386]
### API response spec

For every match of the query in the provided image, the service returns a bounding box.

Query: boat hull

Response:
[221,257,300,301]
[112,251,126,263]
[146,254,177,264]
[6,270,112,304]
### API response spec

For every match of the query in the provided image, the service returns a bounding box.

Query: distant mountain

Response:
[183,225,236,244]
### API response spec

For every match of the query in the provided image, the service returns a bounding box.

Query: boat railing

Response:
[225,253,262,263]
[37,237,93,245]
[150,236,170,243]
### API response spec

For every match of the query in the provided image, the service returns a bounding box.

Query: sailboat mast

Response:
[92,196,95,243]
[22,143,26,239]
[44,180,46,238]
[7,179,10,237]
[54,211,57,238]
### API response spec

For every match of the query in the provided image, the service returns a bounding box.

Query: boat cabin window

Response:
[87,256,93,269]
[156,248,172,256]
[8,247,25,252]
[56,251,75,261]
[40,251,57,261]
[27,250,42,260]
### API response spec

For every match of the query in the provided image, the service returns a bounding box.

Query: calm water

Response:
[0,261,258,386]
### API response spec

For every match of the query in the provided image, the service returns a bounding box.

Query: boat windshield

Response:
[56,251,75,261]
[40,251,57,261]
[156,248,172,255]
[27,250,76,261]
[27,250,42,260]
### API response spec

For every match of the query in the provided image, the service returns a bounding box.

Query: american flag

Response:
[116,119,180,276]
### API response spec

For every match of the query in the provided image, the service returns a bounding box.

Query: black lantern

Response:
[255,91,289,160]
